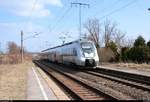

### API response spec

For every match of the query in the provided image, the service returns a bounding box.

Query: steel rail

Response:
[95,67,150,85]
[33,60,118,100]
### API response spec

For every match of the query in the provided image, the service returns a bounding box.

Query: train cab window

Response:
[73,48,77,56]
[81,42,94,53]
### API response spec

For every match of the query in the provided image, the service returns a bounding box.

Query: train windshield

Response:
[81,42,94,53]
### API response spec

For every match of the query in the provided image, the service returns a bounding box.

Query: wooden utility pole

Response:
[21,30,23,63]
[20,31,39,63]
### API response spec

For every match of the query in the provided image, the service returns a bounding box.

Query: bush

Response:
[134,36,146,47]
[121,47,129,62]
[108,41,120,62]
[147,40,150,48]
[120,36,150,64]
[121,46,150,64]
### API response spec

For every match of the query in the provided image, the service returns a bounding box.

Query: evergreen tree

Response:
[122,36,149,63]
[134,35,146,47]
[147,40,150,48]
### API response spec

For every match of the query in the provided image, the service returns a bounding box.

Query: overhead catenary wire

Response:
[48,0,137,35]
[39,6,72,37]
[71,2,90,39]
[99,0,138,20]
[26,0,38,23]
[20,0,38,62]
[49,7,72,33]
[17,0,38,34]
[34,3,73,51]
[93,0,122,17]
[24,0,38,33]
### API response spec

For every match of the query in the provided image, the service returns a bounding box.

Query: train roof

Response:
[41,39,92,52]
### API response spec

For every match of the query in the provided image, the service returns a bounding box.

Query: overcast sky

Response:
[0,0,150,52]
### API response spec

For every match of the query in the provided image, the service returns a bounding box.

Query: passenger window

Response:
[73,48,77,56]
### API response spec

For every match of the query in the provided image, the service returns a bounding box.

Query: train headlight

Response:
[82,52,85,57]
[93,52,95,57]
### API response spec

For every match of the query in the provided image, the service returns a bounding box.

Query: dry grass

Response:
[101,62,150,70]
[0,54,33,65]
[0,61,32,100]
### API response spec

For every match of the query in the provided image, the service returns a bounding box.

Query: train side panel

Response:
[41,40,99,68]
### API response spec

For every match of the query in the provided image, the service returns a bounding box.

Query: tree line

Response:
[84,18,150,64]
[0,41,31,64]
[121,36,150,64]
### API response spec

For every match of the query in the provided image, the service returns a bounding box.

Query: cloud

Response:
[0,0,63,18]
[41,0,63,7]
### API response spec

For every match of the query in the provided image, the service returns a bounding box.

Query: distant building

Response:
[97,47,115,62]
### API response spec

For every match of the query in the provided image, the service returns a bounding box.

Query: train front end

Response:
[78,41,99,68]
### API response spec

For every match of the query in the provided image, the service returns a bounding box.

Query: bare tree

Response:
[123,37,134,48]
[84,18,101,48]
[85,18,128,49]
[113,30,126,50]
[104,20,117,48]
[7,42,21,64]
[7,42,20,54]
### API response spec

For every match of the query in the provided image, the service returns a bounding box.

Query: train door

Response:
[58,48,63,63]
[73,48,77,64]
[53,52,57,62]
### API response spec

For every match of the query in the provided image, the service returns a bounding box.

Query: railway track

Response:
[95,67,150,86]
[79,70,150,100]
[33,60,119,100]
[34,60,150,100]
[85,69,150,92]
